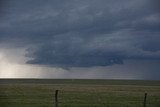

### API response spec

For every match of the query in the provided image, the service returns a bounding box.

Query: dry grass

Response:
[0,79,160,107]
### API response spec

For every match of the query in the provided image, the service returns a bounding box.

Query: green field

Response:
[0,79,160,107]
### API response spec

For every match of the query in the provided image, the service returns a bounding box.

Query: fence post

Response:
[55,90,59,107]
[143,93,147,107]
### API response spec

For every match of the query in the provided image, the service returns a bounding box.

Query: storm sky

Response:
[0,0,160,80]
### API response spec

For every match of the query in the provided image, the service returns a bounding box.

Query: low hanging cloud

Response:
[0,0,160,68]
[25,30,160,68]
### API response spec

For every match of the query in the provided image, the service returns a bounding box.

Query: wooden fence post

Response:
[55,90,59,107]
[143,93,147,107]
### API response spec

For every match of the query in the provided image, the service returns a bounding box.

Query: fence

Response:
[54,90,148,107]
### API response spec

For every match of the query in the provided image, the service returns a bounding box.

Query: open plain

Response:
[0,79,160,107]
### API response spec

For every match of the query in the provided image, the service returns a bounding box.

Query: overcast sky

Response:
[0,0,160,80]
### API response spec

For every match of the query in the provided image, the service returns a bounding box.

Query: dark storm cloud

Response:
[0,0,160,68]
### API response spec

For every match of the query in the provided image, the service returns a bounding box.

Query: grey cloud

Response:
[26,29,160,68]
[0,0,160,68]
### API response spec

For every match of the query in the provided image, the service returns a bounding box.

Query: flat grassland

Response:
[0,79,160,107]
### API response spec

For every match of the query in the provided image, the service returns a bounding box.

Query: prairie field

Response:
[0,79,160,107]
